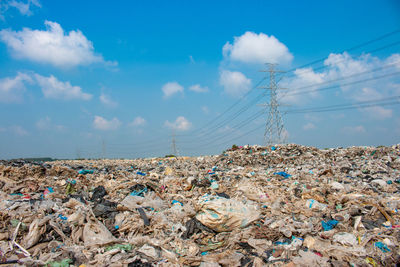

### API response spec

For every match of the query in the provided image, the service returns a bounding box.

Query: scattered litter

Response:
[78,169,93,175]
[0,144,399,265]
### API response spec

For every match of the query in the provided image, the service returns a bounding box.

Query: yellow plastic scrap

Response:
[365,257,376,267]
[165,167,173,176]
[357,236,361,244]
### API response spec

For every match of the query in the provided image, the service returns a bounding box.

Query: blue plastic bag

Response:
[78,169,93,175]
[321,220,339,231]
[274,171,291,179]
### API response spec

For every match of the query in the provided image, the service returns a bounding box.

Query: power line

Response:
[179,91,266,143]
[182,39,400,143]
[278,60,400,100]
[201,97,400,152]
[181,67,400,150]
[180,110,265,150]
[282,70,400,98]
[283,96,400,114]
[284,29,400,74]
[282,40,400,80]
[179,77,267,137]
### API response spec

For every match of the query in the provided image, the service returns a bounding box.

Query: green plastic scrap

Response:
[10,219,26,230]
[47,259,73,267]
[65,183,75,195]
[105,244,132,252]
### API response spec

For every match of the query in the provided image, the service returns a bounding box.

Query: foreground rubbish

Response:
[0,144,400,266]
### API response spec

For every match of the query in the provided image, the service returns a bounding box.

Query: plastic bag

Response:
[23,217,49,249]
[195,195,260,232]
[83,219,117,247]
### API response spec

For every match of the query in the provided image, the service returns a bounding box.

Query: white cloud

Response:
[279,52,400,120]
[189,84,209,93]
[385,54,400,69]
[189,55,195,64]
[93,116,121,130]
[130,116,146,127]
[303,122,316,130]
[223,31,293,65]
[0,72,32,103]
[219,70,251,97]
[164,116,191,131]
[353,87,382,101]
[324,52,372,79]
[0,21,114,67]
[36,116,65,131]
[342,125,366,134]
[35,74,92,100]
[100,93,118,107]
[162,82,184,98]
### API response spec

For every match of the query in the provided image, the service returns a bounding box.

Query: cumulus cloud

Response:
[130,116,146,127]
[0,72,32,103]
[303,122,316,130]
[165,116,192,131]
[223,31,293,65]
[93,116,121,130]
[36,116,65,131]
[0,21,114,67]
[100,93,118,107]
[279,52,400,119]
[162,82,184,98]
[189,84,208,93]
[219,70,251,97]
[35,74,92,100]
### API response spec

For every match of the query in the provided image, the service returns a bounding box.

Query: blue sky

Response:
[0,0,399,159]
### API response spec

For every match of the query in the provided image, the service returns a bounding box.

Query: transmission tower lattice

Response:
[259,63,287,145]
[171,131,179,156]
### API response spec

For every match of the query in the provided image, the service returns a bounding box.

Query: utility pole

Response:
[259,63,287,145]
[171,131,178,156]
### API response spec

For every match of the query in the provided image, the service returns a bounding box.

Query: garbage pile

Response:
[0,144,400,266]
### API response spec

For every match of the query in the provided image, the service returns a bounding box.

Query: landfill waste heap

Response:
[0,144,400,266]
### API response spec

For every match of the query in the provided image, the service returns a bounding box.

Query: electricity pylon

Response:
[259,63,287,145]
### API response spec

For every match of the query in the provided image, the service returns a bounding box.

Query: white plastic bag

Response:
[195,195,260,232]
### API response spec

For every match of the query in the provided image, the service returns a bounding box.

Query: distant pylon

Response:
[171,131,179,156]
[259,63,287,145]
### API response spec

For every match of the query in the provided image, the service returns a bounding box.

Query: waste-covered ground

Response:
[1,144,400,266]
